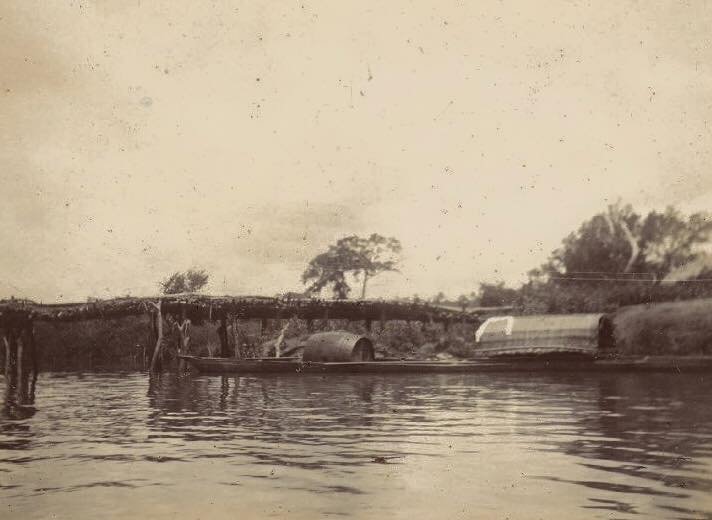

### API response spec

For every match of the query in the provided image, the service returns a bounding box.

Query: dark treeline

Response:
[431,202,712,314]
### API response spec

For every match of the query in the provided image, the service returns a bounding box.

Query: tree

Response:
[160,268,210,295]
[302,234,402,299]
[456,294,470,312]
[431,292,447,304]
[478,281,518,307]
[639,208,712,279]
[541,202,712,280]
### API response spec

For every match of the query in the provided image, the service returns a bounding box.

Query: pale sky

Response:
[1,1,711,302]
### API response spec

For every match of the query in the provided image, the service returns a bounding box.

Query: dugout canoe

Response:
[179,355,712,374]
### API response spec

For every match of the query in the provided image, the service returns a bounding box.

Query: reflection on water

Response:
[2,371,712,519]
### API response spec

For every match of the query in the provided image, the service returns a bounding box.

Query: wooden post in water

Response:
[274,319,291,359]
[175,304,191,372]
[6,329,18,388]
[25,324,38,405]
[230,315,243,359]
[147,311,158,369]
[23,322,38,379]
[15,331,24,402]
[3,330,11,380]
[149,300,164,373]
[218,315,229,358]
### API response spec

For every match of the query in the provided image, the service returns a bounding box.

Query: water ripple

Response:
[1,372,711,519]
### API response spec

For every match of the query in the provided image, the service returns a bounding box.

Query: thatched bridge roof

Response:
[0,294,508,325]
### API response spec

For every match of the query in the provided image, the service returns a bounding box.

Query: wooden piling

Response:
[5,329,18,386]
[274,319,291,359]
[3,331,11,380]
[175,313,191,372]
[26,322,38,377]
[16,333,24,400]
[230,315,243,359]
[219,315,229,358]
[149,301,164,373]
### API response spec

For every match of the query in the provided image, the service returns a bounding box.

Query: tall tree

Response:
[302,234,402,299]
[542,202,712,280]
[160,268,210,294]
[639,207,712,278]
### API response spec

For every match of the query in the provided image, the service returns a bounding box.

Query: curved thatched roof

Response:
[0,294,493,325]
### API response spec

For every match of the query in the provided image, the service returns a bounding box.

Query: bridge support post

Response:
[26,322,38,379]
[175,305,191,372]
[26,323,38,404]
[2,318,38,405]
[149,301,164,373]
[218,315,229,358]
[15,332,25,402]
[230,315,244,359]
[3,331,10,380]
[3,328,16,383]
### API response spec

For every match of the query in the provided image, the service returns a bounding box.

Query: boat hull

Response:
[179,355,712,374]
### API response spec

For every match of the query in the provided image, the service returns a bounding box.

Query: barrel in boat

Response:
[302,331,375,362]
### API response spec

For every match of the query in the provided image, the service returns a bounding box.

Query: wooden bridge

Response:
[0,294,509,379]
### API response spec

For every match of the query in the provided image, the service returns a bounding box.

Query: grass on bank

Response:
[613,297,712,356]
[5,298,712,370]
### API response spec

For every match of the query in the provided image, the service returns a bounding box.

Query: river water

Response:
[2,372,712,519]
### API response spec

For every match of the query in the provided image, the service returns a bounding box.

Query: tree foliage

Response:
[160,269,210,295]
[478,281,519,307]
[431,292,447,304]
[456,294,470,312]
[302,234,402,299]
[513,203,712,313]
[541,202,712,280]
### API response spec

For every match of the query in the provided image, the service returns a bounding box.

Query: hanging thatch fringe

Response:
[0,294,504,325]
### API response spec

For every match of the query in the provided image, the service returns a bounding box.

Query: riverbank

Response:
[612,297,712,356]
[12,297,712,370]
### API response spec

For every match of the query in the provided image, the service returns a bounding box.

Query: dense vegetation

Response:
[7,202,712,371]
[31,316,474,371]
[446,203,712,314]
[30,294,712,371]
[613,299,712,356]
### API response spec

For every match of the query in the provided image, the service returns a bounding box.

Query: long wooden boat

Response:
[180,329,712,375]
[179,355,712,375]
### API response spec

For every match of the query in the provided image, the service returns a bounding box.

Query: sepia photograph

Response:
[2,1,712,518]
